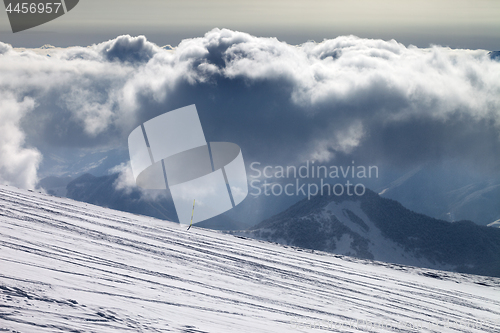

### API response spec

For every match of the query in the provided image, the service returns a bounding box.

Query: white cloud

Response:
[109,162,136,194]
[109,162,168,201]
[308,121,365,162]
[0,93,41,188]
[0,29,499,188]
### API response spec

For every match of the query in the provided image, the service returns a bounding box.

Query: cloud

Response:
[0,93,41,188]
[0,42,12,55]
[98,35,160,64]
[109,162,136,195]
[109,161,170,202]
[0,29,499,189]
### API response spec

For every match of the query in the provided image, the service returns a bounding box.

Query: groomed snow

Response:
[0,185,499,332]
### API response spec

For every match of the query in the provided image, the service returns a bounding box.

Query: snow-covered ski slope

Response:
[0,185,499,333]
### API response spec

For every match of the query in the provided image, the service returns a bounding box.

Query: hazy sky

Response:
[1,0,499,49]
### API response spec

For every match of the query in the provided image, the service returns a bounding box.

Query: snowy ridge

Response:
[239,200,452,269]
[0,185,499,332]
[243,190,500,277]
[323,201,452,269]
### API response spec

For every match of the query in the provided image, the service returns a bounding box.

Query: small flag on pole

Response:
[187,199,195,230]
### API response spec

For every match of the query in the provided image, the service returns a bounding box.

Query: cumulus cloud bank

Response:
[0,93,41,188]
[0,29,499,188]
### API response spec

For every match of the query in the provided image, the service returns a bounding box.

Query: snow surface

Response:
[488,220,500,228]
[0,185,499,332]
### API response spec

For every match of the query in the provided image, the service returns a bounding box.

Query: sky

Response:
[0,0,499,49]
[0,0,499,192]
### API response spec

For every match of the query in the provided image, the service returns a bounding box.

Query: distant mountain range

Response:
[39,160,500,229]
[378,165,500,226]
[38,173,302,230]
[231,187,500,278]
[65,173,177,221]
[37,175,74,197]
[41,173,252,230]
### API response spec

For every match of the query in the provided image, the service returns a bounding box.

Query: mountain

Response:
[1,184,499,332]
[63,173,253,230]
[36,175,74,197]
[378,165,500,226]
[39,162,500,229]
[66,173,177,221]
[234,187,500,278]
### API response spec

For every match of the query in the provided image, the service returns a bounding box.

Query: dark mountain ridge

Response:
[242,187,500,277]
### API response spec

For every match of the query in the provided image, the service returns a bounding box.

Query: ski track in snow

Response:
[0,185,499,332]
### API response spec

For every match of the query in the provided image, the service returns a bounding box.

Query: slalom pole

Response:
[187,199,195,230]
